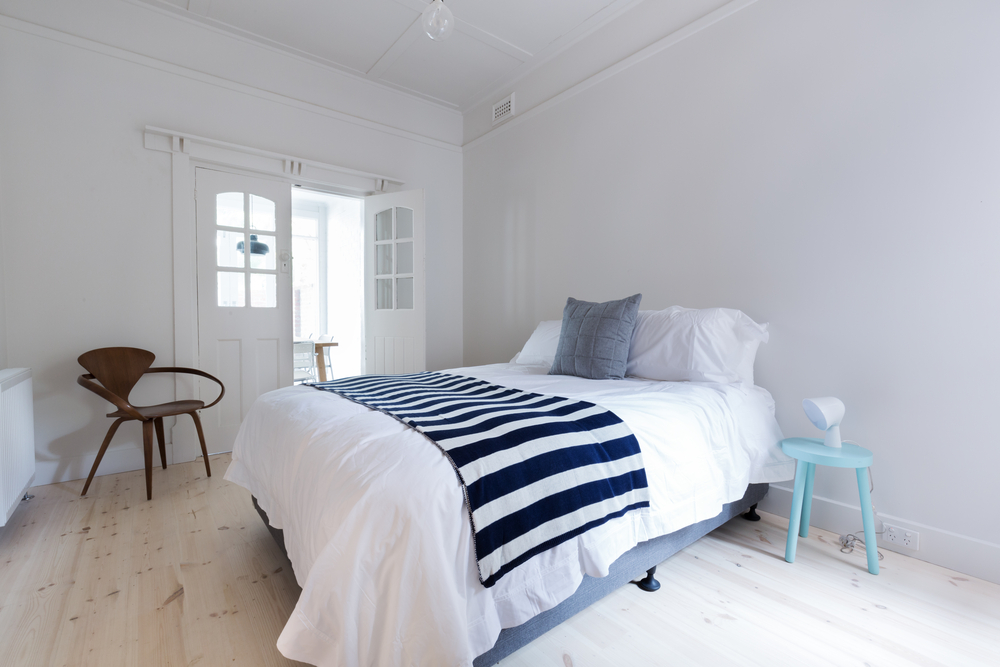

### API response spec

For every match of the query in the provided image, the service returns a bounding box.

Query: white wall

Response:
[0,4,463,486]
[463,0,733,145]
[0,152,6,370]
[0,0,462,146]
[463,0,1000,582]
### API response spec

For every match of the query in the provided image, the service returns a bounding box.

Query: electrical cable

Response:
[839,531,884,561]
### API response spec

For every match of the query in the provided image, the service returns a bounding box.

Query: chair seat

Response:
[109,399,205,420]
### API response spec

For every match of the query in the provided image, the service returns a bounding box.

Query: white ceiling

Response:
[135,0,642,111]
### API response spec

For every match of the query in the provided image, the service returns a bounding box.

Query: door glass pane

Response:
[217,230,245,268]
[376,244,392,275]
[396,208,413,239]
[250,273,276,308]
[248,234,275,270]
[375,209,392,241]
[396,242,413,274]
[217,192,244,228]
[396,277,413,309]
[376,278,392,310]
[250,195,276,231]
[218,271,244,307]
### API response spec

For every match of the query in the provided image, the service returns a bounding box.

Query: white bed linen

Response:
[224,363,794,666]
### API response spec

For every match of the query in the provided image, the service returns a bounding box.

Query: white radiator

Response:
[0,368,35,526]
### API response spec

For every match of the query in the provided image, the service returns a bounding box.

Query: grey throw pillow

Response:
[549,294,643,380]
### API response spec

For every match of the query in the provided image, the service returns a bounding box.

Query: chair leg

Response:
[190,411,211,478]
[154,417,168,470]
[81,418,126,496]
[142,420,154,501]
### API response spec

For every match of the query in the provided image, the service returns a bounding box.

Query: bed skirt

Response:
[251,482,768,666]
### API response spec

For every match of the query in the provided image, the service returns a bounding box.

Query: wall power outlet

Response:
[882,523,920,550]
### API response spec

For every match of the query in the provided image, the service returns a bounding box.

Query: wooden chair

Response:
[77,347,225,500]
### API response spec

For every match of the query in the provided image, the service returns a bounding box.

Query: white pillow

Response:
[626,306,768,384]
[511,320,562,365]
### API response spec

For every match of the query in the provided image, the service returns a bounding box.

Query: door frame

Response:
[143,126,404,464]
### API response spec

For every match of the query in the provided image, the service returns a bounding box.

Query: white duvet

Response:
[224,363,795,666]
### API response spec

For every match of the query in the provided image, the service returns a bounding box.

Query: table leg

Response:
[315,349,327,382]
[785,459,809,564]
[800,462,815,538]
[856,467,879,575]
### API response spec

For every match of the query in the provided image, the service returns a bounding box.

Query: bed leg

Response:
[742,503,761,521]
[633,566,661,592]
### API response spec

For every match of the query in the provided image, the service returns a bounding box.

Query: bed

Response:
[224,355,795,666]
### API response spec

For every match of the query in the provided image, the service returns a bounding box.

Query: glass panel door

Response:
[214,192,277,309]
[372,206,415,311]
[363,190,425,375]
[195,168,292,453]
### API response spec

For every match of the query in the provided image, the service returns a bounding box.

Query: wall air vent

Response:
[492,93,515,126]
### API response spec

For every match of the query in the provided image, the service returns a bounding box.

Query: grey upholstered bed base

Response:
[252,482,768,666]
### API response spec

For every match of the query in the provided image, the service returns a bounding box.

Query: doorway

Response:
[162,126,427,462]
[193,166,427,452]
[194,167,293,451]
[291,188,364,380]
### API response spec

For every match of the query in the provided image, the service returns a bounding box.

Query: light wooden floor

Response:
[1,456,997,667]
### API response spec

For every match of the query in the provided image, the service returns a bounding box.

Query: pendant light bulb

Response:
[422,0,454,41]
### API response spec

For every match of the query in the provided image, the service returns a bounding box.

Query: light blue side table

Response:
[781,437,879,575]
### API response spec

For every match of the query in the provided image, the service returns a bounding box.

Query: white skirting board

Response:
[759,484,1000,585]
[34,442,177,489]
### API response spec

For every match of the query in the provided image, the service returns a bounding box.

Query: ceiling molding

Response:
[388,0,533,62]
[186,0,210,17]
[123,0,463,110]
[454,18,532,63]
[386,0,534,63]
[463,0,758,151]
[458,0,646,114]
[0,14,462,152]
[128,0,653,113]
[367,17,425,80]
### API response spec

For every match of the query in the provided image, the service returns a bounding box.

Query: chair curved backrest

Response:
[78,347,156,402]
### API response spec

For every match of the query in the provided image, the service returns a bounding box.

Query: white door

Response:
[364,190,426,374]
[196,167,293,451]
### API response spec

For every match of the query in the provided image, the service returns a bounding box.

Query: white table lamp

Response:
[802,397,845,448]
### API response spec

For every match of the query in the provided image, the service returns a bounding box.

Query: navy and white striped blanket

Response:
[309,372,650,587]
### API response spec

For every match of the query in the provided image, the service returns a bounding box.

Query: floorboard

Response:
[0,456,996,666]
